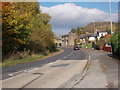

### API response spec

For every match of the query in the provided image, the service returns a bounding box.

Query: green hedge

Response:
[110,30,120,58]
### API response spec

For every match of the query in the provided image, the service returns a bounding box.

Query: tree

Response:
[71,28,76,33]
[110,30,120,58]
[70,27,86,36]
[2,2,56,60]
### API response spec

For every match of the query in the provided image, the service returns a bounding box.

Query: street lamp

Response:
[92,20,98,44]
[109,0,113,34]
[92,20,95,33]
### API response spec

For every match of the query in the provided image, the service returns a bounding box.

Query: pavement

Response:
[2,48,119,89]
[73,49,118,88]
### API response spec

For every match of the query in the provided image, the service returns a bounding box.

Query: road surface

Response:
[2,48,87,80]
[2,48,118,89]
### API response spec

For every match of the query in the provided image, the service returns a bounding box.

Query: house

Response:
[88,30,108,41]
[55,34,69,47]
[68,32,77,46]
[97,30,108,40]
[79,34,95,42]
[89,37,96,41]
[61,34,69,46]
[55,29,108,47]
[78,29,107,42]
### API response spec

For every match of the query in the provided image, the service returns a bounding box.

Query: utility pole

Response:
[92,20,95,33]
[109,0,113,34]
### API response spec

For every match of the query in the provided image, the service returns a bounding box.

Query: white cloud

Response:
[40,3,118,35]
[38,0,119,2]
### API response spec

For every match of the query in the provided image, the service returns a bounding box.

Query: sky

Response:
[39,2,118,36]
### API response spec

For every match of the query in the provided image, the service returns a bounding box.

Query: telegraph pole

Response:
[109,0,113,34]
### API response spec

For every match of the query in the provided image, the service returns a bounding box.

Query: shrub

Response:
[110,30,120,58]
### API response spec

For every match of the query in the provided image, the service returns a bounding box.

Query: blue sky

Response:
[39,2,118,36]
[40,2,118,14]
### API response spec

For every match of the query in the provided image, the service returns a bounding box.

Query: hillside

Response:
[84,22,118,33]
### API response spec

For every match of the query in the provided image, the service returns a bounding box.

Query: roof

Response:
[97,30,107,33]
[78,34,94,39]
[106,34,111,38]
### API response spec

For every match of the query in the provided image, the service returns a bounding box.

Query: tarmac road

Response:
[2,47,88,88]
[2,48,118,89]
[2,47,87,80]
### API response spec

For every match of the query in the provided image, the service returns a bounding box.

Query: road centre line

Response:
[62,52,74,59]
[7,59,61,78]
[46,60,60,65]
[8,68,35,77]
[6,51,74,80]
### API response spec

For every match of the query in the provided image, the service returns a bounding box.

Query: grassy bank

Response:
[82,43,92,49]
[1,48,62,67]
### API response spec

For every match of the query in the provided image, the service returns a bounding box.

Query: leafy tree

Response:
[71,28,76,33]
[2,2,56,60]
[70,27,86,36]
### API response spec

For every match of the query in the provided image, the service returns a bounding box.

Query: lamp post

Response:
[109,0,113,34]
[92,20,95,33]
[92,20,97,45]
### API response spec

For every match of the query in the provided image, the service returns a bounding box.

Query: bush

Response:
[95,44,100,50]
[111,30,120,58]
[95,38,105,50]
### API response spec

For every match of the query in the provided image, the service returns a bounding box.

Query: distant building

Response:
[89,37,96,41]
[97,30,108,40]
[78,29,108,42]
[61,34,69,46]
[55,34,69,47]
[68,32,77,46]
[55,29,108,47]
[79,34,95,42]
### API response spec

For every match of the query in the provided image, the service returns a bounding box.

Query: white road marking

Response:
[8,74,14,77]
[7,59,62,77]
[8,68,38,77]
[47,60,60,65]
[62,52,73,59]
[7,52,74,80]
[63,56,67,58]
[27,68,39,72]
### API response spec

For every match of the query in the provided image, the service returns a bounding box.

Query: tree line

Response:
[2,2,56,61]
[70,27,86,36]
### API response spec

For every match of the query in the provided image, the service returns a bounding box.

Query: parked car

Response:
[102,43,112,52]
[73,45,79,50]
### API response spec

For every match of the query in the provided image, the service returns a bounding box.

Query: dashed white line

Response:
[62,52,73,59]
[27,68,39,72]
[63,56,67,58]
[8,68,39,77]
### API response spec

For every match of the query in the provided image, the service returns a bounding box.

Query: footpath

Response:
[74,49,119,88]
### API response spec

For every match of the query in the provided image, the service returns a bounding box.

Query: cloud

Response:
[38,0,119,2]
[40,3,118,36]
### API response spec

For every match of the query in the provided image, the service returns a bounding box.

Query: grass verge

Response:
[1,54,44,67]
[1,48,63,67]
[82,43,92,49]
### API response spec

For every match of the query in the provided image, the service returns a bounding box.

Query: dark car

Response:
[74,45,79,50]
